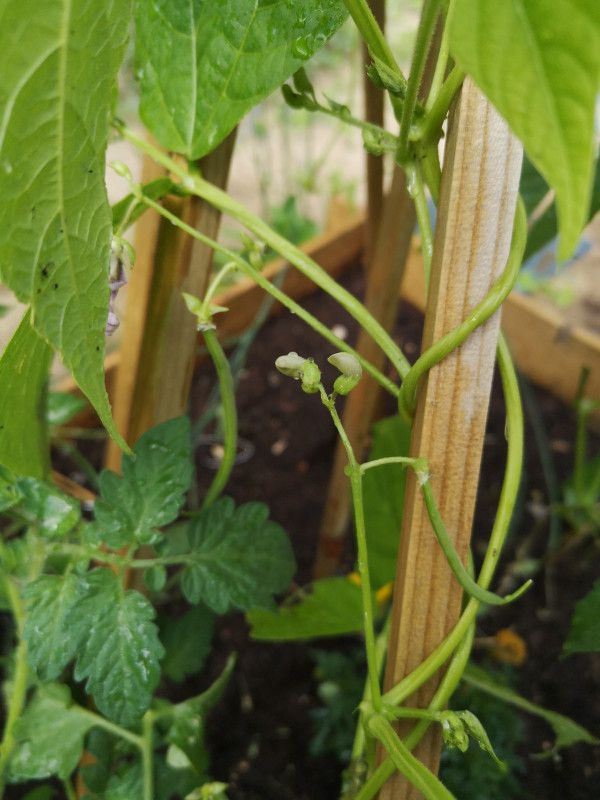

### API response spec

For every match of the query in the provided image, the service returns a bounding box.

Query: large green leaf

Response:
[0,311,52,478]
[523,155,600,261]
[88,417,193,547]
[564,579,600,654]
[71,569,164,725]
[181,497,295,613]
[449,0,600,259]
[0,0,132,443]
[363,415,411,588]
[24,573,88,681]
[135,0,348,159]
[8,684,93,781]
[248,577,366,640]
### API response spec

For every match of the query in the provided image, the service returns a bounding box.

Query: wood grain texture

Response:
[379,78,522,798]
[105,132,236,469]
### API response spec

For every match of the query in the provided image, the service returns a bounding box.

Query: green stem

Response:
[141,712,154,800]
[321,387,381,711]
[115,123,411,381]
[420,479,531,606]
[399,195,527,420]
[62,779,77,800]
[357,622,474,800]
[0,577,29,794]
[418,65,464,145]
[77,708,144,751]
[398,0,441,163]
[129,184,399,398]
[407,163,434,287]
[360,456,425,474]
[367,715,456,800]
[424,9,451,112]
[201,330,238,508]
[343,0,406,120]
[383,334,524,708]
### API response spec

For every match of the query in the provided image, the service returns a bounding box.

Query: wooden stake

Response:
[363,0,386,268]
[314,166,415,576]
[379,78,522,798]
[105,132,236,468]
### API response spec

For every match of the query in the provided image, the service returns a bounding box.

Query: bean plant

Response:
[0,1,599,799]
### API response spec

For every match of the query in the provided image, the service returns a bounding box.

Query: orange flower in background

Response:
[491,628,528,666]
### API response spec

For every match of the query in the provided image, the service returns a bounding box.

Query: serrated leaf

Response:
[47,391,87,426]
[181,497,295,613]
[0,0,132,444]
[89,417,192,547]
[8,684,93,781]
[135,0,347,159]
[160,605,215,682]
[16,477,80,538]
[24,573,88,681]
[363,415,411,588]
[248,577,366,640]
[449,0,600,259]
[0,310,52,478]
[71,569,164,725]
[564,579,600,654]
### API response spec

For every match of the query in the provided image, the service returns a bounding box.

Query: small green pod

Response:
[301,359,321,393]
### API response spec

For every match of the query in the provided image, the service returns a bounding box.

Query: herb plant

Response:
[0,0,599,798]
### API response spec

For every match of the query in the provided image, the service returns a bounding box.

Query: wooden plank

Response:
[104,132,236,468]
[379,79,523,797]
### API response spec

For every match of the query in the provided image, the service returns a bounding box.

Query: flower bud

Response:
[275,352,307,380]
[301,359,321,394]
[328,352,362,395]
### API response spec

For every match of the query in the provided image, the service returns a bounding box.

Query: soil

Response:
[51,264,600,799]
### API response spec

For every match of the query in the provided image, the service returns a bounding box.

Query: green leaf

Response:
[135,0,348,159]
[160,605,215,682]
[524,155,600,261]
[520,156,550,217]
[8,684,93,781]
[88,417,193,547]
[363,415,411,587]
[15,477,80,538]
[449,0,600,259]
[24,573,88,681]
[463,665,599,756]
[0,311,52,478]
[248,577,366,640]
[47,391,87,426]
[72,569,164,725]
[0,0,132,444]
[181,497,295,613]
[564,579,600,654]
[185,784,229,800]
